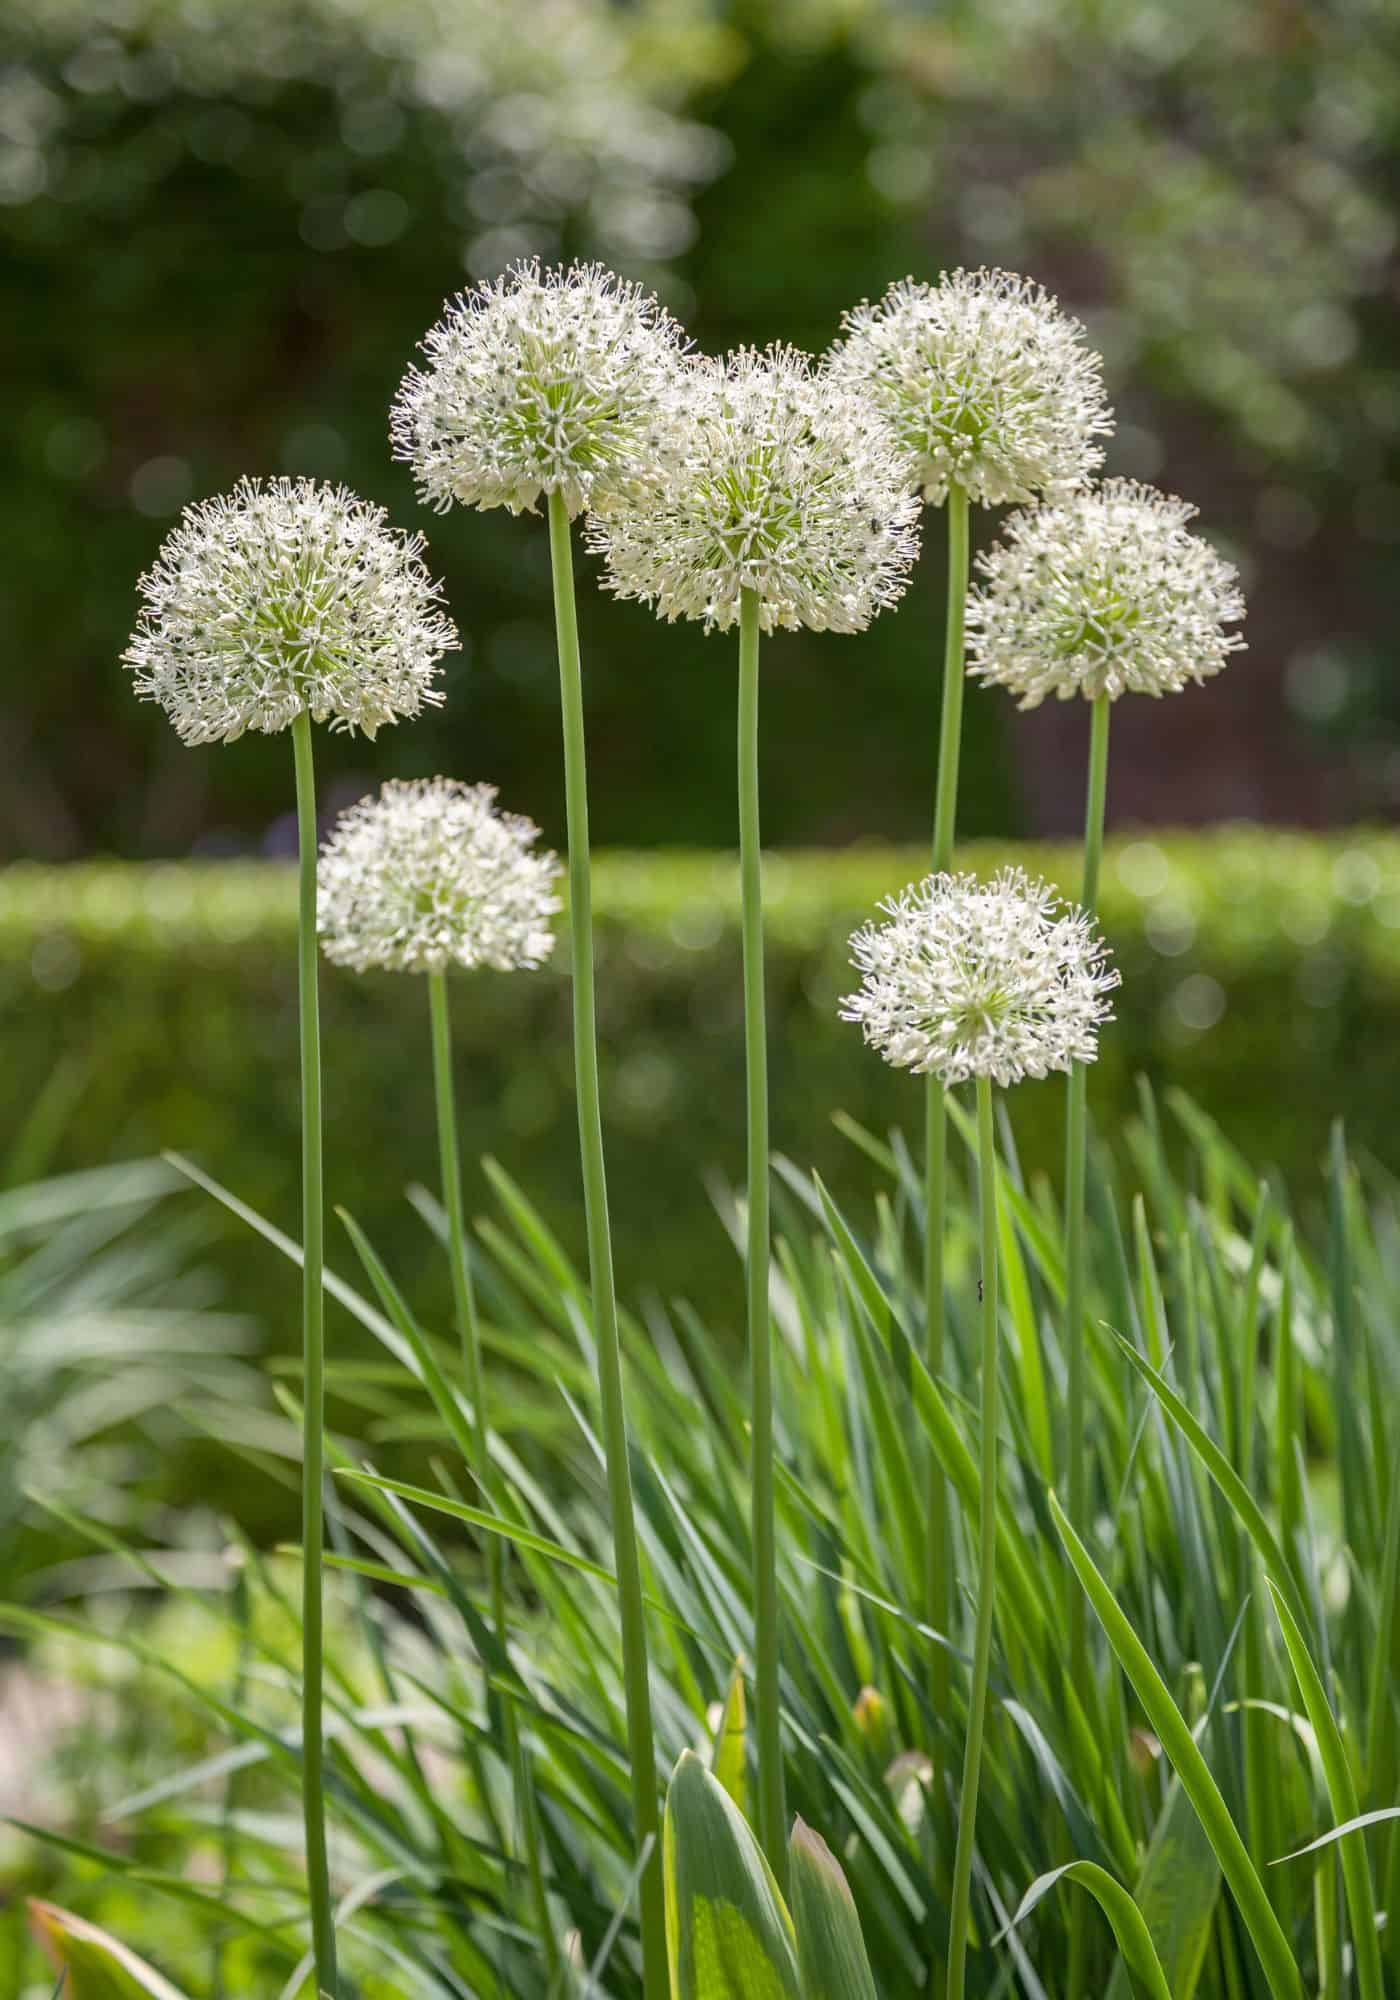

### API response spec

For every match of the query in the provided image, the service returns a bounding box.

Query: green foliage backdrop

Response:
[6,0,1400,862]
[5,831,1397,1334]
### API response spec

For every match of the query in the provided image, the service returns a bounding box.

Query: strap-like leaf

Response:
[27,1903,191,2000]
[1103,1772,1219,2000]
[664,1750,801,2000]
[712,1658,750,1819]
[1049,1492,1305,2000]
[1266,1581,1386,2000]
[1114,1335,1309,1633]
[1000,1861,1171,2000]
[790,1818,878,2000]
[1273,1807,1400,1864]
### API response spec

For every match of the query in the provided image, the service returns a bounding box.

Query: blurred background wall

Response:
[5,0,1399,868]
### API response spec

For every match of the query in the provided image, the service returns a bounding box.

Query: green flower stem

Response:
[290,708,338,2000]
[427,967,560,1988]
[427,972,492,1493]
[930,488,971,874]
[547,490,666,1997]
[925,485,969,1721]
[739,583,787,1889]
[1065,691,1111,1681]
[946,1071,1000,2000]
[1078,692,1111,911]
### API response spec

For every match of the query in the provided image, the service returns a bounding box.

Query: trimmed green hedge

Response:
[4,831,1398,1335]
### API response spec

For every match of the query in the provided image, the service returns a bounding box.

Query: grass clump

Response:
[6,1083,1399,1996]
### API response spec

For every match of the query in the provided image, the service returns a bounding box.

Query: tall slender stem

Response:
[546,490,665,1996]
[946,1072,1000,2000]
[930,488,970,873]
[1065,690,1111,1681]
[428,972,489,1467]
[429,970,506,1640]
[925,486,969,1730]
[291,709,337,1999]
[427,969,559,1988]
[739,584,786,1889]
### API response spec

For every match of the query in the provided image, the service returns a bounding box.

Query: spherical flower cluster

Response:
[390,260,688,519]
[841,867,1119,1088]
[826,268,1112,508]
[965,479,1247,709]
[122,478,458,746]
[318,779,561,975]
[586,345,922,634]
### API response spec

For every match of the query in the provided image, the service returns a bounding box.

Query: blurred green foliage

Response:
[7,0,1400,863]
[0,1155,257,1597]
[3,831,1396,1340]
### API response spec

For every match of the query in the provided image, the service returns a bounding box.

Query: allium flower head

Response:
[966,478,1247,709]
[826,268,1112,508]
[318,779,561,976]
[586,344,921,634]
[841,867,1119,1088]
[122,478,457,745]
[391,260,688,519]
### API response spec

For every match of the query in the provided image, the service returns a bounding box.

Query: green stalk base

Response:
[291,710,338,1999]
[739,584,787,1890]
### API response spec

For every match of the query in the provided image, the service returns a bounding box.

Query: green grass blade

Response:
[663,1750,801,2000]
[1048,1491,1305,2000]
[1266,1580,1385,2000]
[1273,1808,1400,1863]
[1103,1773,1220,2000]
[712,1658,750,1819]
[998,1192,1052,1484]
[790,1819,879,2000]
[1366,1415,1400,1796]
[1000,1861,1172,2000]
[27,1903,192,2000]
[336,1205,483,1476]
[337,1467,615,1587]
[1114,1335,1309,1633]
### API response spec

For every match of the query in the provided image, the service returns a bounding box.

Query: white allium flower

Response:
[586,345,922,634]
[966,478,1247,709]
[123,478,458,745]
[841,867,1119,1088]
[390,260,688,519]
[318,779,561,975]
[826,268,1112,508]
